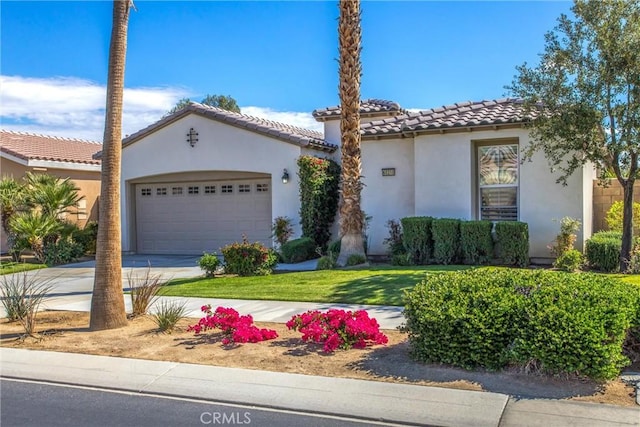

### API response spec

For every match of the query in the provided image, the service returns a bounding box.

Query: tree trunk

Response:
[337,0,365,266]
[90,0,130,331]
[620,180,635,272]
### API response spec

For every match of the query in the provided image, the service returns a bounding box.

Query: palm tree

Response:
[90,0,131,331]
[0,177,25,237]
[9,211,62,263]
[24,172,83,218]
[337,0,365,266]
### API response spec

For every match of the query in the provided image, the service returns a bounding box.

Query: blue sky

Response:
[1,1,573,141]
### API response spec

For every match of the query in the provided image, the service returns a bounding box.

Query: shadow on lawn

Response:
[352,341,604,400]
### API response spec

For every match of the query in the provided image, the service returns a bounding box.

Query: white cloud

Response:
[0,75,189,141]
[240,106,323,133]
[0,75,324,141]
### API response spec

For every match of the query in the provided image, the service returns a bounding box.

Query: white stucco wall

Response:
[120,114,305,252]
[361,138,415,255]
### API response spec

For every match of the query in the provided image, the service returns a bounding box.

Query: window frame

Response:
[477,143,520,222]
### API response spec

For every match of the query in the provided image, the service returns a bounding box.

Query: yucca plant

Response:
[152,300,187,333]
[128,265,168,317]
[0,269,54,336]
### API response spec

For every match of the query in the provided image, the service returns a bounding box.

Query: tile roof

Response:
[123,102,337,153]
[0,130,102,165]
[312,99,405,120]
[361,98,535,137]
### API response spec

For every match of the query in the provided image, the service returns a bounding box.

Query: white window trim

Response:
[477,144,520,222]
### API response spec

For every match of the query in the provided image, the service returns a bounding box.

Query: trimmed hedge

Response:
[401,217,433,264]
[460,220,494,265]
[585,231,622,272]
[495,222,529,267]
[403,269,640,379]
[432,218,461,265]
[280,237,318,264]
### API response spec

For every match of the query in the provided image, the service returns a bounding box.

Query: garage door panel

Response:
[136,179,272,255]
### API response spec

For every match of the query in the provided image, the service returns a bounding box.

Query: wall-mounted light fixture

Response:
[186,128,199,147]
[282,169,290,184]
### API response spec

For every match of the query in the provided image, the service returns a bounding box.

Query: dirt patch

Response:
[0,311,636,407]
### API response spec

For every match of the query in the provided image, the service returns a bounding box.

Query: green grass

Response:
[609,273,640,286]
[0,261,46,275]
[160,265,471,306]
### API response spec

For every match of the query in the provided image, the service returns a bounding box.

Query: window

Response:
[188,186,199,195]
[204,185,216,194]
[141,188,151,196]
[256,183,269,193]
[478,144,518,221]
[221,185,233,193]
[172,187,183,195]
[238,184,251,193]
[156,187,167,196]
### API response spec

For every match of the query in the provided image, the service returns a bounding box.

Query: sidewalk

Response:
[1,348,638,427]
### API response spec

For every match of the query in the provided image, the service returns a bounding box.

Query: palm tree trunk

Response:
[90,0,130,330]
[337,0,365,266]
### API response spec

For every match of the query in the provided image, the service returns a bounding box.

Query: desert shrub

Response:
[152,300,187,333]
[400,216,433,265]
[512,272,640,380]
[43,237,85,266]
[346,254,367,266]
[585,231,621,272]
[221,238,278,276]
[297,155,341,249]
[460,220,494,265]
[553,249,583,272]
[188,305,278,345]
[280,237,318,264]
[316,253,338,270]
[383,219,405,256]
[549,217,581,257]
[128,266,167,317]
[431,218,461,265]
[495,221,529,267]
[403,269,640,379]
[0,270,54,335]
[198,252,220,278]
[271,216,294,247]
[287,309,388,353]
[606,200,640,234]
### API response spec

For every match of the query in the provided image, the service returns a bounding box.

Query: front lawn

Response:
[0,261,46,275]
[160,265,471,306]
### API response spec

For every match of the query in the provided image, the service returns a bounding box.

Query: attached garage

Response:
[135,178,272,254]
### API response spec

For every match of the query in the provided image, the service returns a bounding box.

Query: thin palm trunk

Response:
[90,0,130,330]
[337,0,365,266]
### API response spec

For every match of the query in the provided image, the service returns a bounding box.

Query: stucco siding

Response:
[361,138,415,255]
[120,114,304,252]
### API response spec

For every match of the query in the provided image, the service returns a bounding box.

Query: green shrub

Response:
[198,252,220,277]
[221,238,278,276]
[606,200,640,234]
[383,219,405,256]
[271,216,294,247]
[316,254,338,270]
[553,249,583,272]
[401,217,433,264]
[549,217,581,257]
[512,272,640,380]
[403,269,523,369]
[403,269,640,380]
[297,155,341,249]
[328,239,341,255]
[280,237,318,264]
[391,253,413,266]
[72,221,98,254]
[346,254,367,266]
[460,220,494,265]
[43,238,85,266]
[431,218,461,265]
[585,232,621,272]
[495,222,529,267]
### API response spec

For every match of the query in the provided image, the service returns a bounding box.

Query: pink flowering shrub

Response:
[286,309,389,353]
[187,305,278,345]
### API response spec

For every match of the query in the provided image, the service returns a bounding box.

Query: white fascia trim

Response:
[0,152,28,166]
[27,159,101,172]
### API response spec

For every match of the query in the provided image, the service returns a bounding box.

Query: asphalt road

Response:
[0,379,396,427]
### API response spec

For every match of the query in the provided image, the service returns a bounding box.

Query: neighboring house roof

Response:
[361,98,534,138]
[122,102,338,153]
[0,130,102,168]
[312,99,406,120]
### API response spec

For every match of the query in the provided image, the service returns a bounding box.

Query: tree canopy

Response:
[167,94,241,115]
[508,0,640,271]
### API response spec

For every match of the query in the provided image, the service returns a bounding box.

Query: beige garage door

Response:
[135,179,272,254]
